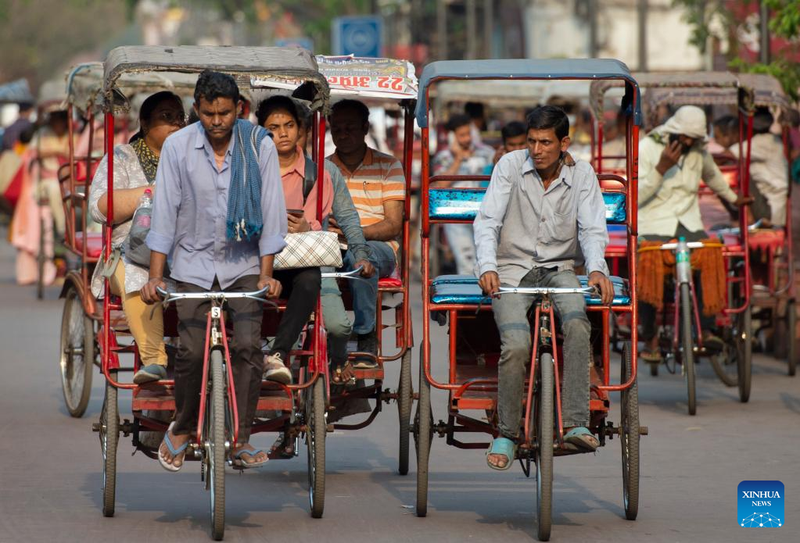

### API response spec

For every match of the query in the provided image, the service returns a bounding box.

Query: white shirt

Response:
[638,135,737,237]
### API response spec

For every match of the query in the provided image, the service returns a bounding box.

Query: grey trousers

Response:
[492,267,592,439]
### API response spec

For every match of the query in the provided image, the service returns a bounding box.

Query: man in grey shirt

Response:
[474,105,613,470]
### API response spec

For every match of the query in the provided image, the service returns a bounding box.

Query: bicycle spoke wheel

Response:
[100,375,119,518]
[307,375,327,519]
[415,346,432,518]
[60,287,93,417]
[535,353,554,541]
[620,342,639,521]
[397,349,413,476]
[679,283,697,416]
[208,350,226,541]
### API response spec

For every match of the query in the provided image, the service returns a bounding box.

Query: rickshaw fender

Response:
[59,271,96,316]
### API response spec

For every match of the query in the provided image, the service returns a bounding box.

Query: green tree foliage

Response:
[0,0,127,91]
[673,0,800,99]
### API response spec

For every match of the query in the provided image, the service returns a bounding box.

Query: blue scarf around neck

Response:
[226,119,270,242]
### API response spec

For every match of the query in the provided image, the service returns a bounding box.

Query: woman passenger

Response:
[88,91,186,384]
[255,96,333,384]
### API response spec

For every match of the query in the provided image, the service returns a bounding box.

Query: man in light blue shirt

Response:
[142,71,286,471]
[474,106,613,470]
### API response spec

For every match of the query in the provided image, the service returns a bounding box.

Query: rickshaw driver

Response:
[638,106,752,361]
[475,105,614,470]
[141,70,287,471]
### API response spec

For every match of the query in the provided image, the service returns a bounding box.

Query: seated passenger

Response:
[88,91,186,384]
[256,96,333,384]
[483,121,528,177]
[714,109,788,227]
[327,99,406,366]
[638,106,752,361]
[143,71,286,470]
[474,105,614,470]
[433,113,495,276]
[290,100,376,383]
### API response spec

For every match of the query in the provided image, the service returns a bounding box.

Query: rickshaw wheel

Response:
[620,342,640,521]
[397,349,413,476]
[307,374,327,519]
[208,349,226,541]
[100,374,119,517]
[414,346,432,518]
[60,286,93,417]
[679,284,697,416]
[737,306,752,402]
[709,327,740,388]
[535,353,554,541]
[786,300,797,376]
[649,361,659,377]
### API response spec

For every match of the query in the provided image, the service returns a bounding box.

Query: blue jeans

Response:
[492,268,591,438]
[343,240,396,335]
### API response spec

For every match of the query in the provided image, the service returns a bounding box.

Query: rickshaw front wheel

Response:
[535,352,554,542]
[60,286,93,417]
[679,283,697,416]
[100,374,119,518]
[414,345,432,517]
[620,342,640,521]
[306,374,327,519]
[397,349,413,476]
[208,349,226,541]
[736,306,752,402]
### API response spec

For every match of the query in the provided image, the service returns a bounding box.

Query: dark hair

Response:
[140,91,183,124]
[331,99,370,124]
[752,107,774,135]
[295,100,313,129]
[526,105,569,140]
[464,101,485,119]
[256,95,300,127]
[128,91,183,143]
[187,109,199,125]
[19,125,35,144]
[18,102,34,113]
[713,115,738,135]
[501,121,527,143]
[445,113,472,132]
[194,69,240,104]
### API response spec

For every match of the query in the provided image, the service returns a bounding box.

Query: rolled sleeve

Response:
[146,140,181,255]
[577,171,610,277]
[87,154,110,225]
[257,137,288,256]
[473,157,513,277]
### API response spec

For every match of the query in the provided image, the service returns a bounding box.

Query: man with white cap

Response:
[638,105,751,361]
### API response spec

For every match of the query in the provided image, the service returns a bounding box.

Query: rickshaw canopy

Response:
[316,55,417,101]
[37,75,68,113]
[0,78,35,104]
[102,45,330,113]
[415,58,642,127]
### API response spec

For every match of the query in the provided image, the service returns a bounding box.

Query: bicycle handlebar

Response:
[497,286,598,296]
[321,266,364,279]
[155,286,277,306]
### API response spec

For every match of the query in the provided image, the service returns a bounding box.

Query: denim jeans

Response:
[492,267,591,438]
[321,277,352,365]
[343,240,397,335]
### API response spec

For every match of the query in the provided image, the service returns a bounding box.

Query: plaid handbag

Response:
[274,230,343,270]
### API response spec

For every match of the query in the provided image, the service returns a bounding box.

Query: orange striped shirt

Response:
[328,147,406,252]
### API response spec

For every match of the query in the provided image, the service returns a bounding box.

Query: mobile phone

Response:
[286,208,304,218]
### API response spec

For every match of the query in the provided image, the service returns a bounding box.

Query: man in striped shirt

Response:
[328,99,405,366]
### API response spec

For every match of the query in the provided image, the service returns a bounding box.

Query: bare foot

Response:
[159,430,191,469]
[487,453,510,469]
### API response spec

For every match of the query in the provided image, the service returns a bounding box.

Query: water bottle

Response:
[139,188,153,209]
[135,188,153,229]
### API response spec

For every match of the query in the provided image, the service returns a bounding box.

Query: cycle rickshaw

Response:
[92,46,331,540]
[734,73,796,376]
[315,55,416,474]
[415,59,646,541]
[57,62,200,418]
[590,72,756,413]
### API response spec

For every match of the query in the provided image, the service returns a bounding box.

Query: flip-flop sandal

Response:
[331,362,356,385]
[640,350,662,363]
[564,427,599,452]
[486,437,517,471]
[232,447,269,469]
[158,422,189,473]
[270,433,295,458]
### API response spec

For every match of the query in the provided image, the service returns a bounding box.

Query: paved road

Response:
[0,235,797,543]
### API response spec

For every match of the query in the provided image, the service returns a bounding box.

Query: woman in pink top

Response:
[255,96,333,385]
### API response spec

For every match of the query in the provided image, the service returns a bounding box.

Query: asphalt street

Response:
[0,234,797,543]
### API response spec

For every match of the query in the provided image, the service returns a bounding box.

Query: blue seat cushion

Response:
[428,188,627,224]
[430,274,630,306]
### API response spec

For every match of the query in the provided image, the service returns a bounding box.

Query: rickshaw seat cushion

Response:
[428,188,627,224]
[74,232,104,258]
[430,275,630,306]
[378,276,403,289]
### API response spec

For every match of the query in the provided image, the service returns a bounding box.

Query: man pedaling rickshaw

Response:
[637,106,752,362]
[474,105,615,470]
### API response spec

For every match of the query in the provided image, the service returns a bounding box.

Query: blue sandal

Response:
[486,437,517,471]
[158,422,189,473]
[564,427,599,452]
[232,446,269,469]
